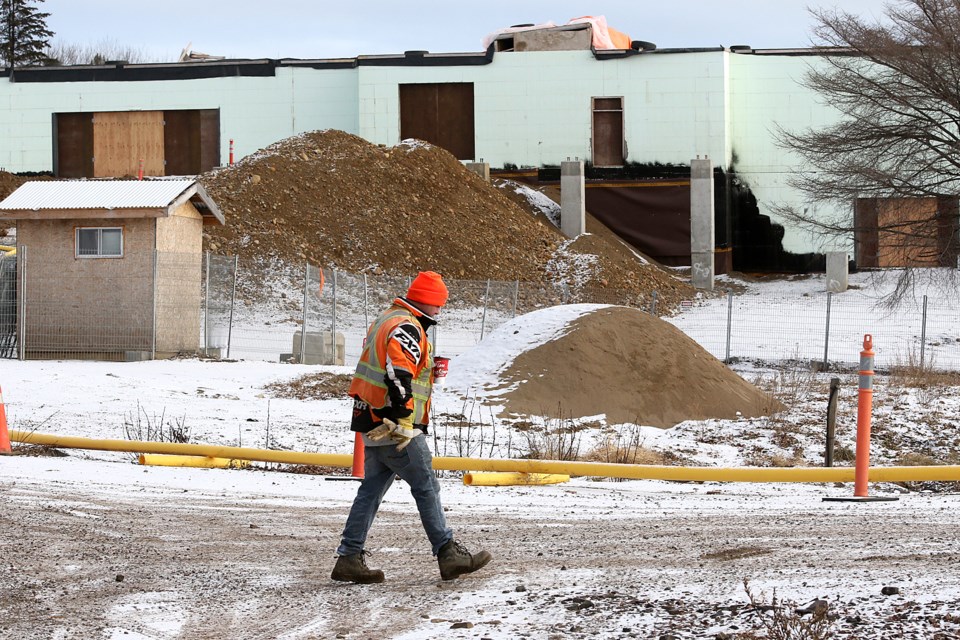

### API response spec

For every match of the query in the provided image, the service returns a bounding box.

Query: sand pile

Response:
[200,130,694,309]
[471,305,782,427]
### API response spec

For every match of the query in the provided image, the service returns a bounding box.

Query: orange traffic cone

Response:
[351,432,364,478]
[0,386,11,454]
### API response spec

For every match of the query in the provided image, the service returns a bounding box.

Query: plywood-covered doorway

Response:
[854,196,960,267]
[93,111,165,178]
[399,83,475,160]
[54,109,221,178]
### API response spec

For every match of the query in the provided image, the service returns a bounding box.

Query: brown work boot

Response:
[437,539,492,581]
[331,551,385,584]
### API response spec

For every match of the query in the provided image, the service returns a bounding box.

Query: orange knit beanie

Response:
[406,271,449,306]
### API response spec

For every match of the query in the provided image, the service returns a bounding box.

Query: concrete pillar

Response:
[690,157,715,290]
[560,160,585,238]
[826,251,849,292]
[465,162,490,181]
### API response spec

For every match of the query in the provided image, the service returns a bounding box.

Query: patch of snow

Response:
[499,180,561,227]
[396,139,434,153]
[545,238,599,290]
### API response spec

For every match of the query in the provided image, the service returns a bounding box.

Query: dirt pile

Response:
[200,130,693,308]
[498,306,783,426]
[0,171,26,201]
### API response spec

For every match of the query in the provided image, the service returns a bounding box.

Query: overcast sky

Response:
[43,1,891,61]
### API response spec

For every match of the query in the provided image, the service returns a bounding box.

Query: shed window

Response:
[76,227,123,258]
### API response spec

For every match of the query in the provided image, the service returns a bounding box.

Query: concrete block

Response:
[691,157,715,290]
[826,251,849,293]
[293,330,346,365]
[560,160,585,239]
[691,252,715,291]
[465,162,490,181]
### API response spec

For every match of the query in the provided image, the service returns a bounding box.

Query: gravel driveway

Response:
[3,456,959,639]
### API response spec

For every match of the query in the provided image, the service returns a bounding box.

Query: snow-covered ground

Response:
[3,271,960,639]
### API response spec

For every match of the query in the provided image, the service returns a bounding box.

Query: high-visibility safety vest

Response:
[349,300,435,425]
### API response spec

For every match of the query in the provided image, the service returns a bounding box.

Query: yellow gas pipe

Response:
[463,472,570,486]
[138,454,249,469]
[10,430,960,483]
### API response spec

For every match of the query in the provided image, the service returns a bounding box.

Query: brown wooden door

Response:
[54,112,94,178]
[163,109,220,175]
[399,83,475,160]
[592,97,624,167]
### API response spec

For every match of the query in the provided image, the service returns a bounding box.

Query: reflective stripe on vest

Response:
[351,305,434,423]
[411,350,434,424]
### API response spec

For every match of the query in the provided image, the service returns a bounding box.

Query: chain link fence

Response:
[4,247,203,361]
[3,247,959,372]
[0,250,16,359]
[668,290,960,371]
[209,258,960,371]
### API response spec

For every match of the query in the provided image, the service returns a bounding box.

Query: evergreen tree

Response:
[1,0,54,68]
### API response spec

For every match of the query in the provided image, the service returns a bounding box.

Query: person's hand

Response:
[367,417,418,451]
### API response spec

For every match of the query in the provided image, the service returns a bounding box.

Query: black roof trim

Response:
[5,43,847,83]
[650,47,726,54]
[741,46,858,57]
[2,48,497,82]
[5,59,282,82]
[356,48,494,67]
[592,48,642,60]
[592,46,725,60]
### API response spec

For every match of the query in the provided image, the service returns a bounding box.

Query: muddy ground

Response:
[3,457,959,639]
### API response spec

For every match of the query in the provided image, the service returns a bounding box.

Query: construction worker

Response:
[331,271,492,584]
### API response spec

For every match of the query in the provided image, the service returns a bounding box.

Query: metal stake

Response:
[724,290,733,363]
[151,250,158,360]
[822,291,832,371]
[203,251,210,357]
[226,255,238,359]
[479,279,491,341]
[18,245,26,360]
[920,295,928,369]
[299,263,309,364]
[331,269,338,365]
[825,377,839,467]
[362,273,369,329]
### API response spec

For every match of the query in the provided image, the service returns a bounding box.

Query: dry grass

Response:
[744,448,806,468]
[521,418,583,461]
[583,437,667,465]
[896,452,939,466]
[122,403,190,443]
[735,579,835,640]
[758,357,821,407]
[888,347,960,404]
[263,372,352,400]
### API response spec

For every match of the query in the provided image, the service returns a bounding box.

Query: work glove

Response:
[367,416,419,451]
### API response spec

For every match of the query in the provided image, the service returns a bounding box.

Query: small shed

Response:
[0,179,224,360]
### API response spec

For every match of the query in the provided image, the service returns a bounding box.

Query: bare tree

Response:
[776,0,960,281]
[45,38,162,65]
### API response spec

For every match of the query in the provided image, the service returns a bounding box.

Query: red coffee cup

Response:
[433,356,450,385]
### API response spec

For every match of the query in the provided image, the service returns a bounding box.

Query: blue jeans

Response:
[337,436,453,556]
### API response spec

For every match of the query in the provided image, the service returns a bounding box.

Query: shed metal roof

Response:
[0,179,196,210]
[0,179,225,225]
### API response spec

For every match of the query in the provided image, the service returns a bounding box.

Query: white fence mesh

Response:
[4,248,960,371]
